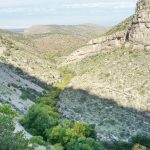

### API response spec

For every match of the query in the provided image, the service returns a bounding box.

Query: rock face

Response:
[126,0,150,50]
[61,31,126,66]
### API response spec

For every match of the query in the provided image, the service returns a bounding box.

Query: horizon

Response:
[0,0,137,29]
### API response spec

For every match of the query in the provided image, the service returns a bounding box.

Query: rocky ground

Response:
[0,62,44,113]
[58,47,150,142]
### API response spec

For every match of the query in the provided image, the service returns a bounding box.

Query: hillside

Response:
[59,0,150,141]
[57,0,150,142]
[0,25,110,150]
[0,24,109,115]
[104,16,133,36]
[24,24,109,56]
[60,17,133,65]
[0,0,150,149]
[0,25,108,87]
[59,48,150,141]
[0,32,60,86]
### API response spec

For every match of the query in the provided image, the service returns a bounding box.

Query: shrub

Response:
[66,137,105,150]
[104,134,150,150]
[52,143,64,150]
[21,103,60,137]
[66,122,95,139]
[0,114,30,150]
[0,104,16,117]
[46,125,66,145]
[20,88,40,101]
[132,144,147,150]
[30,136,45,145]
[132,135,150,149]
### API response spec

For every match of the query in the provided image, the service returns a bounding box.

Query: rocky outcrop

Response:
[61,31,126,66]
[88,31,126,48]
[126,0,150,50]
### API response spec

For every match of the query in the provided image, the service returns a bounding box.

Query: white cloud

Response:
[0,0,137,28]
[63,2,136,9]
[0,7,55,13]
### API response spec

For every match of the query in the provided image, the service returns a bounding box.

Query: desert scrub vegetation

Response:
[67,48,150,112]
[8,83,42,101]
[21,65,150,150]
[21,67,105,150]
[21,102,104,149]
[104,16,133,36]
[104,134,150,150]
[0,104,32,150]
[0,56,7,63]
[20,87,42,101]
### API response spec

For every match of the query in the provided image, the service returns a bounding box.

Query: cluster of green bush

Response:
[0,104,31,150]
[20,69,103,150]
[20,87,41,101]
[21,71,105,149]
[21,100,105,150]
[21,86,150,150]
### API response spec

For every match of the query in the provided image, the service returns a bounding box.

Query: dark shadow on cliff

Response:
[0,61,51,89]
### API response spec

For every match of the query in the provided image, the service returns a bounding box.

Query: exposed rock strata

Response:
[126,0,150,50]
[61,31,126,66]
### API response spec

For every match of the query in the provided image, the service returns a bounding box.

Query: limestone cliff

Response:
[126,0,150,51]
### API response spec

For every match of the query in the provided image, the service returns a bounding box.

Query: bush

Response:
[0,104,16,117]
[30,136,45,145]
[0,114,31,150]
[66,137,105,150]
[104,134,150,150]
[132,135,150,149]
[46,125,66,145]
[39,96,57,107]
[52,143,64,150]
[66,122,95,140]
[21,103,60,137]
[20,88,40,101]
[45,122,95,146]
[132,144,147,150]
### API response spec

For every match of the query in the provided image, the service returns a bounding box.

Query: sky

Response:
[0,0,138,29]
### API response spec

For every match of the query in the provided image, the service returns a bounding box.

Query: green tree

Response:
[30,136,45,146]
[21,103,60,136]
[66,122,95,139]
[66,137,105,150]
[0,104,16,117]
[52,143,64,150]
[46,125,66,145]
[0,114,30,150]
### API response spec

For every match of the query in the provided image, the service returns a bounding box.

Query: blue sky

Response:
[0,0,138,28]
